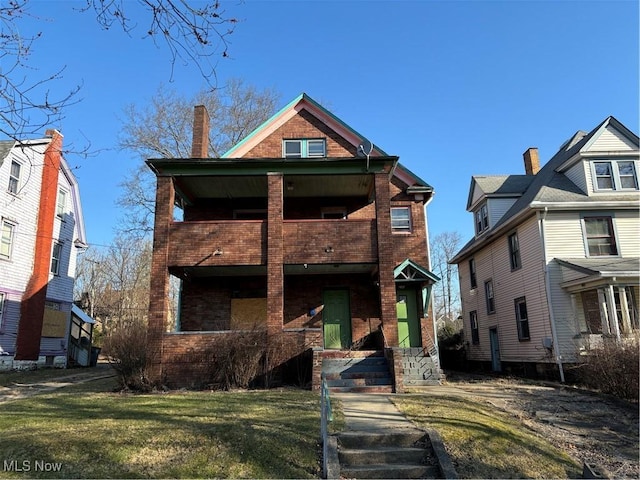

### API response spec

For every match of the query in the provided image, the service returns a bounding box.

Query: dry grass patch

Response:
[393,395,581,479]
[0,378,321,478]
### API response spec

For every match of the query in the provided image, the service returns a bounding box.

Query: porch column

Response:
[617,287,632,334]
[374,173,398,347]
[597,288,611,335]
[267,173,284,335]
[605,285,621,341]
[147,176,175,380]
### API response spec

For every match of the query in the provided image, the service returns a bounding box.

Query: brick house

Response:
[146,94,440,391]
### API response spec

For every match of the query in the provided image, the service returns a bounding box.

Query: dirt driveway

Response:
[427,373,639,479]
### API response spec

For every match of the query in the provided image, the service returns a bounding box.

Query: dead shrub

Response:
[573,336,639,402]
[102,320,153,392]
[203,328,310,390]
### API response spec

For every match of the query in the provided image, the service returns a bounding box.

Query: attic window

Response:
[283,139,325,158]
[592,160,638,191]
[475,203,489,234]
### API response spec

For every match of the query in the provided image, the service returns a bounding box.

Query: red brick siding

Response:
[267,174,284,334]
[242,110,356,158]
[283,219,377,264]
[168,221,266,266]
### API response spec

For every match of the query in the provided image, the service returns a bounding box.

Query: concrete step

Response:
[328,385,393,394]
[339,446,426,465]
[322,350,384,359]
[340,463,439,479]
[323,357,388,369]
[325,370,390,380]
[326,377,392,388]
[404,379,441,386]
[338,430,426,449]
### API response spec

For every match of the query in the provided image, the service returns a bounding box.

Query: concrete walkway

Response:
[333,392,420,432]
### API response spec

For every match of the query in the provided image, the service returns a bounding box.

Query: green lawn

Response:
[0,378,321,479]
[393,395,582,479]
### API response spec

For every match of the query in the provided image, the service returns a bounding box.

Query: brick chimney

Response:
[192,105,210,158]
[523,147,540,175]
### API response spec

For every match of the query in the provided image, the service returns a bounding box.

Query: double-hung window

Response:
[8,161,21,194]
[0,220,15,259]
[56,189,67,217]
[390,207,411,232]
[469,258,477,289]
[470,310,479,345]
[508,232,521,270]
[51,242,63,275]
[475,203,489,234]
[515,297,530,340]
[592,160,638,191]
[583,216,617,256]
[283,139,326,158]
[485,279,495,314]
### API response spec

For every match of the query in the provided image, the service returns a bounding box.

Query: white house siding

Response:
[488,198,517,227]
[0,144,47,359]
[462,215,553,364]
[564,162,588,193]
[615,210,640,256]
[587,125,637,152]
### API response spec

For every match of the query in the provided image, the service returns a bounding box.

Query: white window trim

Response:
[51,241,63,275]
[56,188,68,217]
[8,160,22,195]
[485,279,495,314]
[475,203,489,235]
[590,159,639,192]
[508,231,521,271]
[390,206,412,233]
[0,219,16,260]
[283,139,326,158]
[515,296,530,341]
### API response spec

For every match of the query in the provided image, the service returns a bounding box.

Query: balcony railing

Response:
[167,218,378,267]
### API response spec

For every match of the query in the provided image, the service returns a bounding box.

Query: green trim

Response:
[397,164,434,190]
[394,258,440,283]
[147,157,398,177]
[222,93,390,158]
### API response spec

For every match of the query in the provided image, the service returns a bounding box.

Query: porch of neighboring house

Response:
[557,258,640,351]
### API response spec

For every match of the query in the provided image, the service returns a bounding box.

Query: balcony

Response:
[284,219,378,264]
[168,220,266,267]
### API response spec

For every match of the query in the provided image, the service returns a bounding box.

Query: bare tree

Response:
[0,0,238,141]
[431,231,463,327]
[117,80,280,236]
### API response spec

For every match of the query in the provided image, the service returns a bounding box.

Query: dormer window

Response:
[475,203,489,234]
[592,160,638,191]
[283,139,326,158]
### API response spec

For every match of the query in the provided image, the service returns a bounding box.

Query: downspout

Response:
[423,193,438,350]
[539,207,565,383]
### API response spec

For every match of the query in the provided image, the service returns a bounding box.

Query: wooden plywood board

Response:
[42,309,68,337]
[230,298,267,329]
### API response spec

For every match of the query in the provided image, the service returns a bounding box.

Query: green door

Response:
[323,289,351,349]
[397,289,421,348]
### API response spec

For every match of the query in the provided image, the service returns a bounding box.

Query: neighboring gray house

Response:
[0,131,87,369]
[451,116,639,379]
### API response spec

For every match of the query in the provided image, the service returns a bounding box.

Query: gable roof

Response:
[223,93,389,158]
[0,140,15,168]
[452,116,639,263]
[467,175,534,210]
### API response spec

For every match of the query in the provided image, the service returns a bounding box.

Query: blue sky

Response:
[11,0,640,249]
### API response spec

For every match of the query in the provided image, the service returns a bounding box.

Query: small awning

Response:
[394,258,440,284]
[71,304,96,324]
[556,257,640,292]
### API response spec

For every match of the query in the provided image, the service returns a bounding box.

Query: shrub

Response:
[572,335,639,402]
[102,320,153,391]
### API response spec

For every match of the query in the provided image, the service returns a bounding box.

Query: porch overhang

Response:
[394,258,440,284]
[146,156,399,205]
[556,257,640,293]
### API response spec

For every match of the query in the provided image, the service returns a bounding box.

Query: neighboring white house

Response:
[451,116,639,380]
[0,131,87,369]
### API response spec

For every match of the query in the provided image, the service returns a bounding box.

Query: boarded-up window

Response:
[230,298,267,330]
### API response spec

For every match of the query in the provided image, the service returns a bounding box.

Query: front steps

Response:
[322,350,393,394]
[337,430,440,479]
[401,347,443,386]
